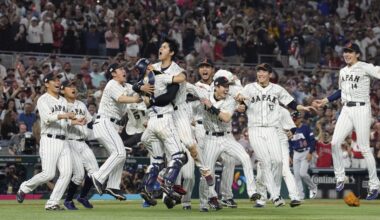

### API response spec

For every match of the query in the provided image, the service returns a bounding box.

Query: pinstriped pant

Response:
[68,140,99,185]
[20,136,72,207]
[93,119,125,189]
[248,126,282,200]
[331,105,380,190]
[200,133,257,199]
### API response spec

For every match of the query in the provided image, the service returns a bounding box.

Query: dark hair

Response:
[162,37,179,58]
[5,98,17,112]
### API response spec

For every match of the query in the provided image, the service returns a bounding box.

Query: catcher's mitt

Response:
[344,192,360,207]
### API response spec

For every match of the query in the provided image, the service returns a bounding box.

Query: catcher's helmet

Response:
[135,58,150,76]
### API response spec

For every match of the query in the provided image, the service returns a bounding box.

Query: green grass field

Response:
[1,199,379,220]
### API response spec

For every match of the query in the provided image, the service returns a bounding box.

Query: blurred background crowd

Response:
[1,0,380,193]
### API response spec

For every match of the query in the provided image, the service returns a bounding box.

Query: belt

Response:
[46,134,66,140]
[345,101,365,107]
[205,131,230,136]
[197,120,203,124]
[68,138,86,142]
[294,148,308,153]
[156,114,163,118]
[96,115,121,125]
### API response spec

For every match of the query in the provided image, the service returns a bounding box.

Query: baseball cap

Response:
[343,42,361,54]
[214,76,230,87]
[106,63,122,75]
[135,58,150,76]
[291,111,301,119]
[43,73,62,83]
[255,63,273,73]
[60,80,76,90]
[31,16,38,21]
[198,58,214,67]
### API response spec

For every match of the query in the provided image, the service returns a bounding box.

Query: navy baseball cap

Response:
[214,76,230,87]
[43,73,62,83]
[106,63,122,75]
[135,58,150,76]
[60,80,76,90]
[198,58,214,67]
[343,42,361,54]
[256,63,273,73]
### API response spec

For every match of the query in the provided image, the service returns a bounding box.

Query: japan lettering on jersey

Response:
[37,93,69,135]
[153,61,186,105]
[202,93,236,132]
[339,61,380,103]
[240,82,294,127]
[67,100,93,140]
[98,80,134,120]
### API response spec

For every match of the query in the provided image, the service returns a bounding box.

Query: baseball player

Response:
[60,80,99,210]
[198,76,261,210]
[313,42,380,199]
[151,38,214,187]
[16,73,85,210]
[254,106,301,207]
[288,111,318,200]
[133,57,189,208]
[236,63,315,206]
[91,63,143,200]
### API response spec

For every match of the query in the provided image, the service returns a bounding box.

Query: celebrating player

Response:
[313,42,380,199]
[61,80,99,210]
[91,63,142,200]
[16,73,85,210]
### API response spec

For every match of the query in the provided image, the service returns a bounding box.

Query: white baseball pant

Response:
[201,133,257,199]
[220,153,237,200]
[331,105,380,190]
[293,151,317,200]
[92,119,125,189]
[351,158,367,169]
[248,127,282,200]
[68,140,99,185]
[20,136,72,207]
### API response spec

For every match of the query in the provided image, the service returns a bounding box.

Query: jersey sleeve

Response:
[108,81,125,101]
[186,82,208,99]
[280,107,296,130]
[304,125,316,153]
[278,86,295,106]
[37,98,60,124]
[362,62,380,79]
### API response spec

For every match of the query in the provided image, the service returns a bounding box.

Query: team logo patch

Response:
[232,172,246,195]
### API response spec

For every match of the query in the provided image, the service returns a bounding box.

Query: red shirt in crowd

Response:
[316,141,332,168]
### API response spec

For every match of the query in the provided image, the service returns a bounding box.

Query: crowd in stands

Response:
[2,0,380,193]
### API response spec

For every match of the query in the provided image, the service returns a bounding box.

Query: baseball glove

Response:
[344,192,360,207]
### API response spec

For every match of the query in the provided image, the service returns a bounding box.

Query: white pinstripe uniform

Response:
[20,93,72,208]
[92,79,134,189]
[200,92,257,200]
[331,61,380,190]
[240,82,295,200]
[67,100,99,185]
[125,102,148,136]
[256,107,300,204]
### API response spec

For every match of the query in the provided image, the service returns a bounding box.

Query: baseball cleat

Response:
[366,189,379,200]
[254,203,265,208]
[91,176,103,195]
[76,196,93,209]
[45,204,65,211]
[290,200,302,208]
[309,188,318,199]
[105,188,126,201]
[140,189,157,206]
[163,195,175,209]
[273,197,286,207]
[200,207,209,212]
[182,205,192,210]
[336,181,345,192]
[63,200,78,210]
[208,197,222,211]
[250,193,261,201]
[161,185,182,202]
[221,199,237,208]
[16,190,25,203]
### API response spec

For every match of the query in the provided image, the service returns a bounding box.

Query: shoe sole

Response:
[290,203,301,208]
[76,199,93,209]
[16,191,25,203]
[106,189,126,201]
[140,192,157,206]
[91,176,103,195]
[366,193,379,200]
[221,202,237,208]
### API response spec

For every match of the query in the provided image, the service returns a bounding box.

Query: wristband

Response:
[210,105,220,115]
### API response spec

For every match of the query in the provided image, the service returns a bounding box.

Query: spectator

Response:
[3,164,23,194]
[8,123,36,155]
[85,24,101,55]
[315,132,332,168]
[26,17,42,52]
[104,22,120,57]
[59,62,76,82]
[39,15,54,53]
[124,25,142,58]
[1,110,19,140]
[341,139,352,168]
[90,62,106,89]
[18,102,36,132]
[350,131,367,169]
[52,17,64,53]
[0,98,17,121]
